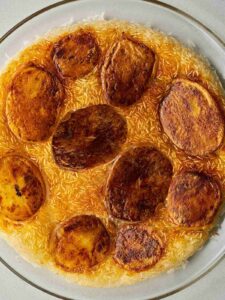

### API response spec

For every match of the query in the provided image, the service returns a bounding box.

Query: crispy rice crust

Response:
[0,20,225,287]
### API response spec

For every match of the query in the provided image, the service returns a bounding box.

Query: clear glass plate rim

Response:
[0,1,224,299]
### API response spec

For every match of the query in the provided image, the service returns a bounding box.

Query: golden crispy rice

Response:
[50,215,110,273]
[101,35,155,107]
[114,224,164,271]
[52,104,127,171]
[106,146,172,221]
[159,79,224,156]
[0,155,45,221]
[167,171,221,227]
[53,31,100,79]
[0,20,224,287]
[6,62,64,142]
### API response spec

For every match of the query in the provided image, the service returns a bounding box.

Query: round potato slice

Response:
[50,215,110,273]
[114,224,164,271]
[106,146,173,222]
[52,104,127,171]
[167,171,221,227]
[159,79,224,156]
[6,62,64,142]
[53,31,100,79]
[101,35,155,107]
[0,155,45,222]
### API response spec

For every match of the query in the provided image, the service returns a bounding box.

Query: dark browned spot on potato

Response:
[53,31,100,79]
[6,62,64,142]
[101,35,155,107]
[159,79,224,156]
[114,224,164,271]
[50,215,110,273]
[106,146,172,221]
[0,155,45,221]
[14,184,22,197]
[52,104,127,171]
[167,171,221,227]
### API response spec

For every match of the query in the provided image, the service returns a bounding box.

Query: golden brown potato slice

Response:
[52,104,127,171]
[6,62,64,142]
[50,215,110,273]
[0,155,45,222]
[114,224,164,271]
[106,146,173,222]
[167,171,221,227]
[101,36,155,107]
[159,79,224,156]
[52,32,100,79]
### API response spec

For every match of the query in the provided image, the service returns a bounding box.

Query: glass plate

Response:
[0,1,225,299]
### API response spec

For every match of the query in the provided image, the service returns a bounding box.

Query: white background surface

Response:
[0,0,225,299]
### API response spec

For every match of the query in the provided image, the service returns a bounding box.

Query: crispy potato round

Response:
[167,171,221,227]
[52,104,127,171]
[6,62,64,142]
[106,146,173,222]
[50,215,110,273]
[114,224,164,271]
[53,31,100,79]
[159,79,224,156]
[0,155,45,221]
[101,35,155,107]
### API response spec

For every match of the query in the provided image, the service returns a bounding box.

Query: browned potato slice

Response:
[50,215,110,273]
[114,224,164,271]
[0,155,45,222]
[106,146,172,222]
[52,104,127,171]
[53,32,100,79]
[101,36,155,107]
[6,62,64,142]
[167,171,221,227]
[159,79,224,156]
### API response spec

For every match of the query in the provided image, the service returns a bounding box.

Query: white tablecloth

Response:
[0,0,224,299]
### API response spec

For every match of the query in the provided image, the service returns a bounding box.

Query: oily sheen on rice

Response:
[0,20,224,287]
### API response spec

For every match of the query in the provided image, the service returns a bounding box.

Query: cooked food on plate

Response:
[160,79,224,156]
[167,171,221,227]
[50,215,110,273]
[6,62,64,142]
[0,19,224,287]
[52,104,127,170]
[52,31,100,79]
[0,155,45,221]
[114,224,164,271]
[106,146,172,222]
[101,35,156,107]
